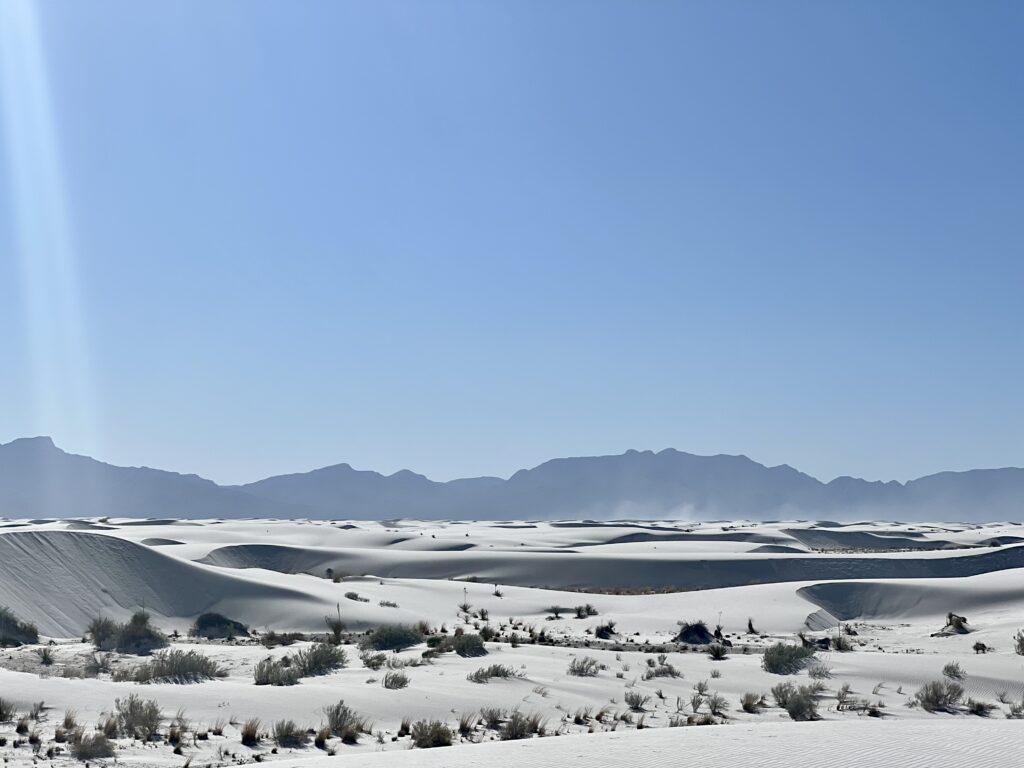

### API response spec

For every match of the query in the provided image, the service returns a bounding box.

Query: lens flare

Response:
[1,0,99,451]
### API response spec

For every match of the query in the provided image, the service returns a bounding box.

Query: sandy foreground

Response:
[0,518,1022,766]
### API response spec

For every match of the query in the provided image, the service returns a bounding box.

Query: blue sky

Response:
[1,1,1021,484]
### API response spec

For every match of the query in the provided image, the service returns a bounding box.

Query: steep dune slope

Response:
[0,531,327,636]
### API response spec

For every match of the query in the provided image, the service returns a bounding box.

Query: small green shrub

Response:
[0,607,39,647]
[115,694,162,740]
[361,625,423,652]
[410,719,452,748]
[383,670,409,689]
[273,719,307,747]
[914,679,964,713]
[190,613,248,640]
[451,633,487,658]
[295,643,347,677]
[254,657,300,686]
[761,643,816,675]
[567,656,602,677]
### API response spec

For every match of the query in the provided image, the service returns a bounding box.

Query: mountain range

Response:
[0,436,1021,521]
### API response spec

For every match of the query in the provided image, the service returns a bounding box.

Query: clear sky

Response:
[0,1,1021,485]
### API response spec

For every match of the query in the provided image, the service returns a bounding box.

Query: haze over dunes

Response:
[2,436,1023,521]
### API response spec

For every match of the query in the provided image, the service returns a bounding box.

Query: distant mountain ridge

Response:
[1,437,1022,521]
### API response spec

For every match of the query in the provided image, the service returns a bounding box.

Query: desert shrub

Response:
[575,604,598,618]
[240,718,261,746]
[410,719,452,748]
[499,711,534,741]
[383,670,410,689]
[708,643,728,661]
[624,691,650,711]
[87,616,117,648]
[942,661,966,681]
[771,681,796,707]
[84,653,112,677]
[98,612,168,655]
[466,664,521,683]
[314,726,331,750]
[707,692,729,715]
[361,625,423,652]
[360,649,387,670]
[740,692,765,713]
[379,600,398,608]
[807,661,832,680]
[71,732,115,760]
[261,631,306,648]
[784,686,819,721]
[345,591,367,602]
[115,694,162,740]
[0,698,15,722]
[966,698,998,717]
[480,707,504,728]
[594,621,617,640]
[1014,630,1024,656]
[190,612,248,639]
[567,656,602,677]
[253,657,300,686]
[830,633,854,651]
[115,649,226,684]
[35,647,54,666]
[762,643,815,675]
[451,633,487,658]
[295,643,347,677]
[0,606,39,647]
[643,661,680,680]
[747,617,758,634]
[273,719,307,747]
[324,701,369,744]
[914,679,964,713]
[457,712,478,736]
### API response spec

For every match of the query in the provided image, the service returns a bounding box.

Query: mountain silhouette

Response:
[1,438,1021,521]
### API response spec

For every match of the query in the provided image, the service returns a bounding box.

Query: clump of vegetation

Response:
[34,646,54,666]
[410,719,453,748]
[383,670,410,689]
[324,701,370,744]
[345,591,369,603]
[466,664,521,684]
[740,692,766,713]
[761,643,816,675]
[913,679,964,713]
[115,694,162,740]
[71,732,115,759]
[273,719,307,748]
[783,685,819,721]
[361,625,423,652]
[240,718,261,747]
[594,621,617,640]
[254,657,300,686]
[261,631,306,648]
[574,604,599,618]
[1013,630,1024,656]
[113,649,227,684]
[92,611,168,655]
[642,655,680,680]
[360,649,387,670]
[830,633,854,651]
[942,661,966,681]
[0,606,39,647]
[190,612,248,639]
[966,698,998,717]
[480,706,504,729]
[567,656,602,677]
[708,643,729,661]
[624,691,650,712]
[451,633,488,657]
[500,711,544,741]
[0,698,15,722]
[295,642,347,677]
[807,661,832,680]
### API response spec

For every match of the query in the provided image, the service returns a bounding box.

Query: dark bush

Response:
[190,613,248,640]
[0,607,39,647]
[410,720,452,748]
[361,625,423,652]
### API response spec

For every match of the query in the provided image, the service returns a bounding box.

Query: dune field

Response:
[0,518,1022,766]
